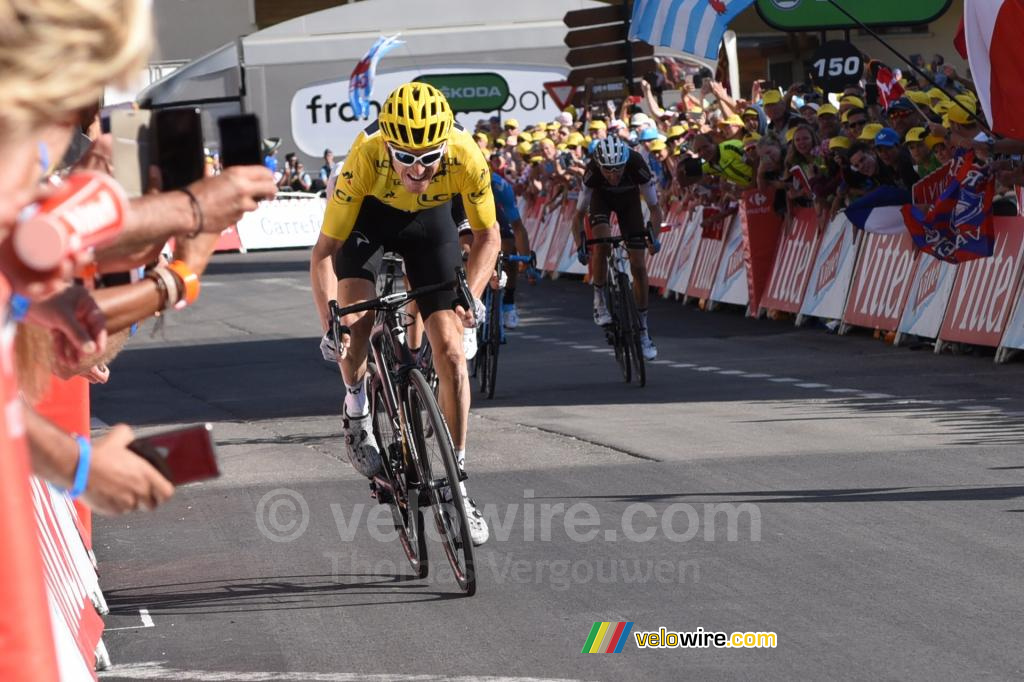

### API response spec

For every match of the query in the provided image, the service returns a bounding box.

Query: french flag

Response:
[963,0,1024,138]
[844,186,912,235]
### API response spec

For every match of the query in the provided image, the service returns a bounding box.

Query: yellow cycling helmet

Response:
[378,82,454,149]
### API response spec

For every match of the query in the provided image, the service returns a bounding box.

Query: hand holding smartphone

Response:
[128,423,221,485]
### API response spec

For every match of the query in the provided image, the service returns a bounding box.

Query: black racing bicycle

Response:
[328,268,477,595]
[585,235,647,388]
[473,251,536,399]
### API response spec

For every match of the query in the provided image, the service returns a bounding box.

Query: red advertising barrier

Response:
[685,213,728,300]
[939,217,1024,347]
[842,231,918,331]
[759,207,820,314]
[739,189,784,315]
[214,225,243,252]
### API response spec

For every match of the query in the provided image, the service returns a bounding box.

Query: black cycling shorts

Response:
[589,189,646,249]
[334,197,463,319]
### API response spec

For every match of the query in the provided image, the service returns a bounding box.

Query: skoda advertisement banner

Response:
[756,0,951,30]
[291,66,567,158]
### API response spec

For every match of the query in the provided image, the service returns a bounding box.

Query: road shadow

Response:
[532,483,1024,505]
[104,572,467,615]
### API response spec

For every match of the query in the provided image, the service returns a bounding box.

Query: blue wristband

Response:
[10,293,29,322]
[68,435,92,499]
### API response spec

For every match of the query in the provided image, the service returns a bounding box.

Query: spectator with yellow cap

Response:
[816,103,841,154]
[905,127,942,175]
[717,114,745,142]
[762,88,798,137]
[473,131,490,154]
[844,107,870,141]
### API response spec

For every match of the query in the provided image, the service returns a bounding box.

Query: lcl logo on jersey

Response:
[466,188,490,205]
[418,192,453,206]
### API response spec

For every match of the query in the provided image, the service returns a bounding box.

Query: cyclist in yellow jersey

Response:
[311,82,499,545]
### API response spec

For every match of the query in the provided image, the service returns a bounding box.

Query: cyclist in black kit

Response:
[572,136,664,360]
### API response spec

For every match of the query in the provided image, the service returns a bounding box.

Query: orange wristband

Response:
[167,260,200,309]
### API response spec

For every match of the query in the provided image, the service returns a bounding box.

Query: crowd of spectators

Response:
[471,53,1020,238]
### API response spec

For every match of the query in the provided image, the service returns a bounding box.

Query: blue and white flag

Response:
[629,0,755,61]
[349,34,404,120]
[844,186,912,235]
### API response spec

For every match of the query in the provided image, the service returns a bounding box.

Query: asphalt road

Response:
[94,250,1024,682]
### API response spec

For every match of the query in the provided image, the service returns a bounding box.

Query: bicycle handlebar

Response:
[329,267,472,322]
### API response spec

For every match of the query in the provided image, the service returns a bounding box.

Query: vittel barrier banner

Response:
[666,208,703,296]
[799,214,859,324]
[647,202,688,290]
[759,207,820,314]
[897,256,958,341]
[939,218,1024,347]
[842,231,917,331]
[709,215,750,308]
[686,213,730,301]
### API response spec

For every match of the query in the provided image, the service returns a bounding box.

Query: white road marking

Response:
[769,377,799,383]
[98,663,586,682]
[796,383,830,389]
[670,363,695,368]
[139,609,154,627]
[571,345,597,350]
[694,366,720,372]
[717,370,747,376]
[827,388,861,394]
[649,360,673,365]
[742,373,771,379]
[859,393,895,400]
[253,277,311,292]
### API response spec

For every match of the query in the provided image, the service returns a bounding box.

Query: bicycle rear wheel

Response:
[405,369,476,595]
[484,288,501,399]
[368,364,427,578]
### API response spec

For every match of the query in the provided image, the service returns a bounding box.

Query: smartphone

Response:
[110,109,152,197]
[128,423,221,485]
[218,113,262,167]
[153,107,205,191]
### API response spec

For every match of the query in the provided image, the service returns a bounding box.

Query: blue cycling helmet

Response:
[593,136,630,167]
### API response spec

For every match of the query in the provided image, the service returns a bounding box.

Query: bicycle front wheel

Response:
[405,369,476,595]
[621,284,646,388]
[368,364,427,578]
[610,275,631,384]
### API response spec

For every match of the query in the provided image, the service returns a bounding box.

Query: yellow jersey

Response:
[321,127,497,242]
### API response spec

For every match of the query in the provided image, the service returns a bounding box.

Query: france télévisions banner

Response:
[759,207,820,314]
[666,208,703,296]
[939,217,1024,347]
[897,256,958,341]
[842,231,917,331]
[799,214,859,323]
[709,216,750,308]
[739,189,783,315]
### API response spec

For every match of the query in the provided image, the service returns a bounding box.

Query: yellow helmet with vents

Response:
[378,82,454,150]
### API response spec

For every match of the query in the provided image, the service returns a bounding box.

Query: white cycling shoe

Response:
[593,306,612,326]
[342,407,382,478]
[640,333,658,360]
[442,480,490,546]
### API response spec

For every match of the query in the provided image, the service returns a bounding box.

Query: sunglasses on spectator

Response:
[848,119,867,128]
[388,142,447,167]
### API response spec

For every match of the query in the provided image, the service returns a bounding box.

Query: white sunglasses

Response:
[388,142,447,167]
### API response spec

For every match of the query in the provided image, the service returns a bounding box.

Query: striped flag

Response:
[963,0,1024,138]
[629,0,755,61]
[845,186,912,235]
[348,34,404,120]
[582,621,634,653]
